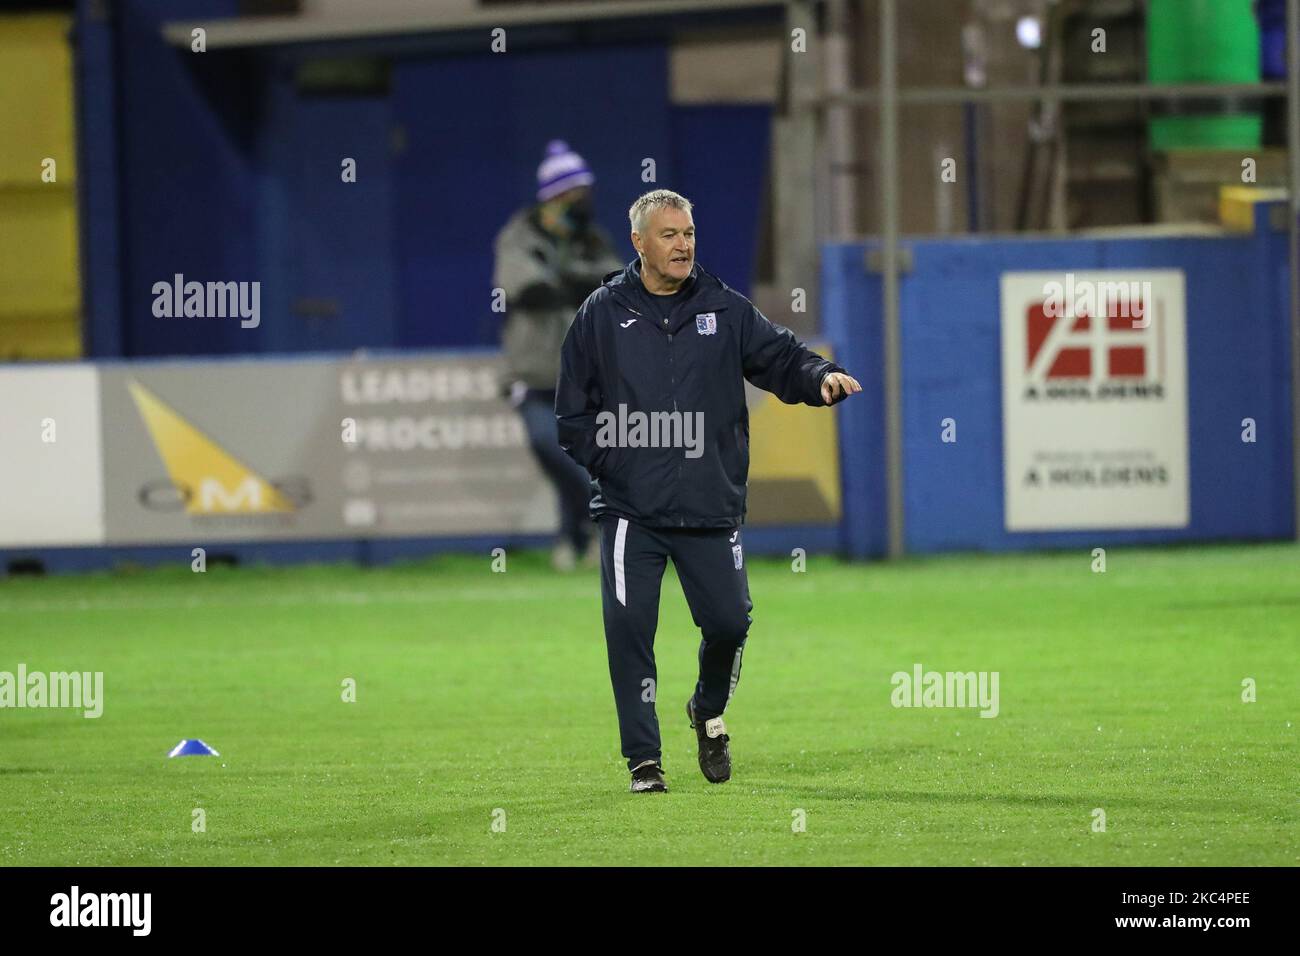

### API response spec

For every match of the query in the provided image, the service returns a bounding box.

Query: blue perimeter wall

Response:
[11,213,1294,574]
[824,212,1297,559]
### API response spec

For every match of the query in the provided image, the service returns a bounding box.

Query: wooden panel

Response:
[0,13,81,359]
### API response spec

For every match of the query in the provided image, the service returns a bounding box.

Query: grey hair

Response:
[628,189,693,236]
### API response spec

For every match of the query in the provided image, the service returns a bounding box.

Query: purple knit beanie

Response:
[536,139,595,201]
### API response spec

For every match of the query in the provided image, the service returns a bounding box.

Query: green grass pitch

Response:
[1,543,1295,866]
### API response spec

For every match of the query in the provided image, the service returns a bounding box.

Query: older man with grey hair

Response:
[557,188,861,792]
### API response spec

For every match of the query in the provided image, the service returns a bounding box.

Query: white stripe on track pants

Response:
[597,514,753,771]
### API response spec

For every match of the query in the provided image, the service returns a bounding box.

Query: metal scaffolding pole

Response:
[879,0,904,559]
[774,0,819,333]
[1290,0,1300,540]
[812,81,1288,107]
[824,0,857,241]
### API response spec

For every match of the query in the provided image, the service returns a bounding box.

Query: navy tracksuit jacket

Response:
[556,259,844,770]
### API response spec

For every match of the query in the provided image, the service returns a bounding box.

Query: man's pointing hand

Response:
[820,371,862,404]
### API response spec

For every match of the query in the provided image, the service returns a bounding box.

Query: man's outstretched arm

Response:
[740,303,861,406]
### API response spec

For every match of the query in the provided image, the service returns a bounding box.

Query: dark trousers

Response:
[597,515,753,770]
[518,388,593,552]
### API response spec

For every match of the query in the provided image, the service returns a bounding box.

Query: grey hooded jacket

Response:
[492,207,623,391]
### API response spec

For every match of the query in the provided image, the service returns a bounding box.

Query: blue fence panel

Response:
[822,243,888,559]
[823,216,1296,557]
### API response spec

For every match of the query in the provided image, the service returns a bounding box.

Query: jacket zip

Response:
[666,328,684,525]
[608,281,730,528]
[665,301,684,525]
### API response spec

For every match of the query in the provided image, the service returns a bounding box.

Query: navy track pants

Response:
[597,514,753,771]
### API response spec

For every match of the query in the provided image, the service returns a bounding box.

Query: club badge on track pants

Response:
[598,515,753,770]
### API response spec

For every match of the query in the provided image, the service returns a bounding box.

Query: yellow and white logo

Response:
[127,380,294,514]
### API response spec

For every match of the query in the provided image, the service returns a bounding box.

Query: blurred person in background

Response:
[493,140,623,571]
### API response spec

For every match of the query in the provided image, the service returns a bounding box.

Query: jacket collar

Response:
[604,259,730,319]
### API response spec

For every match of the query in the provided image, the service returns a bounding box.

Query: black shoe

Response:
[629,760,668,793]
[687,698,731,783]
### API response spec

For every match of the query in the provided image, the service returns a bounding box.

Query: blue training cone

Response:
[168,739,220,758]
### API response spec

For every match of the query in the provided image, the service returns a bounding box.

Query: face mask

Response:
[565,197,594,229]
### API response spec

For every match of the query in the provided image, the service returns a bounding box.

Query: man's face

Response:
[633,207,695,287]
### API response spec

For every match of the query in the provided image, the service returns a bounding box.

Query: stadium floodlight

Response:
[1016,15,1043,50]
